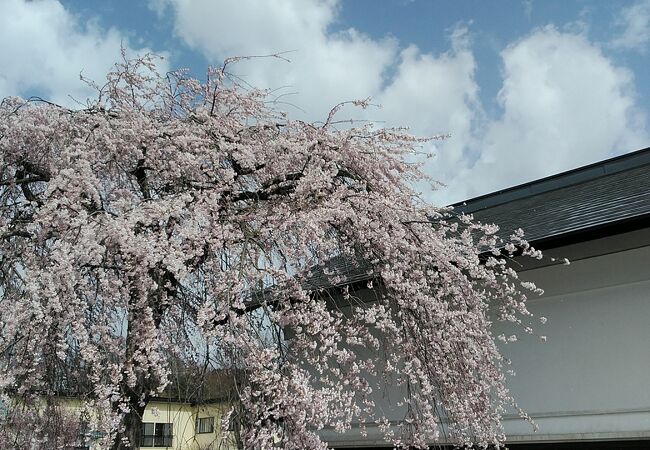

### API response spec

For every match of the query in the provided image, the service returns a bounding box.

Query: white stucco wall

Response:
[321,228,650,447]
[497,229,650,443]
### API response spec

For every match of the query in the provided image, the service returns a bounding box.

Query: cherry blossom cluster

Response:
[0,53,543,449]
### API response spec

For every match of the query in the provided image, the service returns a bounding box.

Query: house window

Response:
[195,417,215,434]
[141,422,173,447]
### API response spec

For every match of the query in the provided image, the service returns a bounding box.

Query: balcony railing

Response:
[140,434,173,447]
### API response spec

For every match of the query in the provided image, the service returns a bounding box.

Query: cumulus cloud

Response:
[9,0,640,205]
[611,0,650,52]
[168,0,397,121]
[375,28,482,193]
[163,1,648,204]
[164,0,483,198]
[0,0,167,106]
[444,26,648,202]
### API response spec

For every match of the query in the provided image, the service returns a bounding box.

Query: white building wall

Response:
[322,229,650,447]
[497,231,650,443]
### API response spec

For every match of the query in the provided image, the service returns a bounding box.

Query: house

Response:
[0,394,237,450]
[137,397,236,450]
[318,147,650,449]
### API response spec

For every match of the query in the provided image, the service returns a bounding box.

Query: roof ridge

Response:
[453,146,650,213]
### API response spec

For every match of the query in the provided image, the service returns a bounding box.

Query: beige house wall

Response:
[141,400,237,450]
[16,397,238,449]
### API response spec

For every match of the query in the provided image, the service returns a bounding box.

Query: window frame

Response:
[140,422,173,447]
[195,416,215,434]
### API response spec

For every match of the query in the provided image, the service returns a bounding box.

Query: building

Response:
[4,148,648,450]
[0,394,237,450]
[137,397,236,450]
[319,147,650,449]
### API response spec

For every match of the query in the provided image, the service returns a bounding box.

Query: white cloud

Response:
[611,0,650,52]
[444,26,648,203]
[169,0,397,120]
[375,28,482,193]
[165,0,483,199]
[69,1,647,206]
[0,0,168,107]
[147,0,170,19]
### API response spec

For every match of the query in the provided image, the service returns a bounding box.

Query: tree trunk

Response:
[110,395,147,450]
[110,274,167,449]
[112,288,147,450]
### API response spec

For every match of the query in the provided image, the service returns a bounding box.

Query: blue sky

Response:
[1,0,649,203]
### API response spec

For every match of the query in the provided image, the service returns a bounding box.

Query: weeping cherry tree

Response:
[0,54,544,449]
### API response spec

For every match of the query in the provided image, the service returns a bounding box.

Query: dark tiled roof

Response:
[307,147,650,290]
[453,146,650,244]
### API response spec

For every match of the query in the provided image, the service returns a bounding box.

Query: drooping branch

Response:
[0,54,543,450]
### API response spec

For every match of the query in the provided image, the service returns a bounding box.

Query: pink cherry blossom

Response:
[0,53,542,449]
